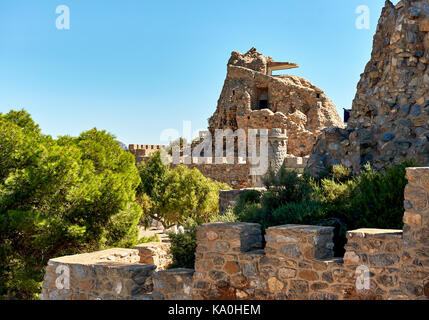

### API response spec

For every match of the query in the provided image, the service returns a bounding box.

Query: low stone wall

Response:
[191,223,405,300]
[41,167,429,300]
[173,154,308,190]
[284,155,309,173]
[152,269,194,300]
[41,249,156,300]
[342,229,404,299]
[185,162,252,190]
[401,167,429,298]
[133,242,172,270]
[129,144,165,163]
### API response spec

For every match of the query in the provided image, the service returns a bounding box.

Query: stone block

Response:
[197,222,262,253]
[403,211,422,226]
[419,21,429,32]
[266,225,334,260]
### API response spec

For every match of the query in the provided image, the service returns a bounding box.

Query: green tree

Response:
[137,151,229,228]
[0,110,143,299]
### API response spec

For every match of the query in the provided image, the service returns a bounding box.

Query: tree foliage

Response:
[137,151,230,228]
[0,110,142,299]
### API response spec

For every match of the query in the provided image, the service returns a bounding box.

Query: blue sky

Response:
[0,0,389,145]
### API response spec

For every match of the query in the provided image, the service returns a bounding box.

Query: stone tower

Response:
[268,128,288,174]
[208,48,344,157]
[306,0,429,175]
[249,128,288,187]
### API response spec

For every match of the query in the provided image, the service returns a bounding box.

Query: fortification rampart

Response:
[41,167,429,300]
[130,128,307,189]
[129,144,165,162]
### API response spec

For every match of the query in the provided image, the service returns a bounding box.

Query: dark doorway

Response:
[259,99,268,109]
[344,108,351,123]
[254,87,269,110]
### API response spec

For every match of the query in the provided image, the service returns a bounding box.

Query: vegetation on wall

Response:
[234,162,413,256]
[167,212,238,269]
[158,161,413,268]
[0,110,143,299]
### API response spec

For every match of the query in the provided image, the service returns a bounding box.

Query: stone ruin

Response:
[41,167,429,300]
[40,0,429,301]
[306,0,429,175]
[129,1,429,184]
[128,47,343,189]
[164,48,344,189]
[208,47,344,157]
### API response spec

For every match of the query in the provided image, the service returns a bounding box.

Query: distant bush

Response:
[234,162,414,257]
[138,234,160,244]
[261,169,312,212]
[0,110,143,299]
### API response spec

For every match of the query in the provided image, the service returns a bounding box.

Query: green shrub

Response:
[212,208,239,223]
[233,161,414,258]
[138,234,160,244]
[167,210,240,269]
[349,162,413,229]
[237,169,314,231]
[271,201,325,226]
[167,220,198,269]
[330,164,353,182]
[236,203,266,228]
[262,169,312,212]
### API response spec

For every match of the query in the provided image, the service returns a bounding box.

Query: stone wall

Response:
[41,249,156,300]
[284,155,309,173]
[191,223,405,300]
[208,48,344,157]
[343,229,404,299]
[307,0,429,175]
[129,144,165,163]
[172,153,308,190]
[152,269,194,300]
[185,162,252,190]
[401,167,429,298]
[42,167,429,300]
[178,128,289,189]
[133,242,172,271]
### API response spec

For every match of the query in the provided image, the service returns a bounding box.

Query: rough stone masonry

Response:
[129,48,342,189]
[41,167,429,300]
[208,47,344,157]
[307,0,429,175]
[168,48,343,189]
